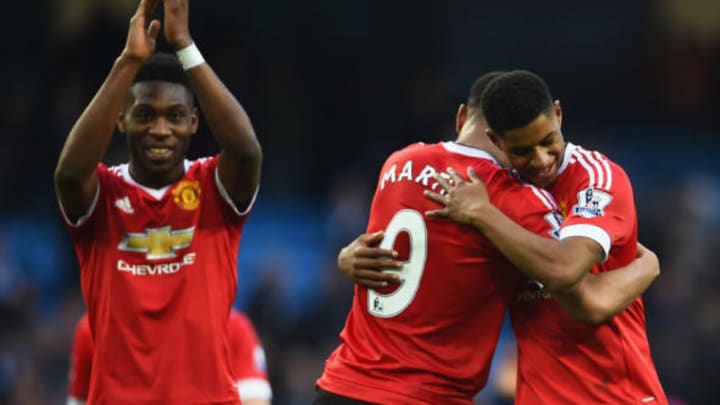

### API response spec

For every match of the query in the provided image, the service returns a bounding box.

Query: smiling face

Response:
[118,81,198,188]
[488,102,566,188]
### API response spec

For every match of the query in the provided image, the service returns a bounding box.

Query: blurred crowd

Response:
[1,1,719,404]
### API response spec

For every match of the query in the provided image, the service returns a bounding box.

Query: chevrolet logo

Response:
[118,226,195,260]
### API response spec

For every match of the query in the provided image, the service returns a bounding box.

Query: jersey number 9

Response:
[368,209,428,318]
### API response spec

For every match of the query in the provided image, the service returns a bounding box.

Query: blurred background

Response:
[1,0,719,404]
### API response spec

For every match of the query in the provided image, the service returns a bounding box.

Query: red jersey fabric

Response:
[68,314,92,404]
[61,156,253,405]
[511,143,667,404]
[227,310,272,401]
[318,142,558,405]
[67,310,271,403]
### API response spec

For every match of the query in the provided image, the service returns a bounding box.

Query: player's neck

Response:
[455,130,508,167]
[128,163,185,189]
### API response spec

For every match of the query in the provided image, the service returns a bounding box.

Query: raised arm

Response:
[553,243,659,324]
[54,0,161,219]
[425,167,602,292]
[163,0,262,210]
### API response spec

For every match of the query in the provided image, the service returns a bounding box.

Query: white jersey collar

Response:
[441,142,499,164]
[558,142,577,176]
[120,160,192,200]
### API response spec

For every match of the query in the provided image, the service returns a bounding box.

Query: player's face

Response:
[490,103,565,188]
[119,81,198,186]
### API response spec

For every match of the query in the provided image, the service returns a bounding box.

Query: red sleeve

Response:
[68,315,93,401]
[228,311,273,401]
[199,154,258,218]
[559,155,636,260]
[60,163,109,235]
[228,311,268,380]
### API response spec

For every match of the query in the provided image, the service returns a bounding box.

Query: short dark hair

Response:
[481,70,554,134]
[134,52,192,89]
[466,71,505,115]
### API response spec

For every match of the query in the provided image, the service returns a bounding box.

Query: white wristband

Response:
[176,43,205,71]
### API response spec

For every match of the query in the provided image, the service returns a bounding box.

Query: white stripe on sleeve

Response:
[578,148,605,189]
[527,185,556,210]
[573,150,597,189]
[593,151,613,190]
[66,397,86,405]
[559,224,611,262]
[237,378,273,400]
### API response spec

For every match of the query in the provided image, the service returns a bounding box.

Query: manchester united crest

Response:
[172,180,201,210]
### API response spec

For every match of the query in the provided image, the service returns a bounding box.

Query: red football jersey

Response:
[67,310,271,403]
[318,142,558,404]
[227,310,272,401]
[511,143,667,404]
[68,314,92,404]
[61,156,254,404]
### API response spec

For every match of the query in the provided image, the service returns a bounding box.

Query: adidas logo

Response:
[114,197,134,214]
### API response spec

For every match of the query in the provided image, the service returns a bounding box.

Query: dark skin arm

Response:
[163,0,261,210]
[339,232,659,324]
[554,242,660,324]
[425,167,659,323]
[337,231,403,289]
[54,0,161,219]
[425,167,601,292]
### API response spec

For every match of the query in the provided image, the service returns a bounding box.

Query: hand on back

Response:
[425,167,491,225]
[338,232,403,289]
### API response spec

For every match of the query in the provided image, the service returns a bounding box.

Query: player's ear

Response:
[455,104,468,134]
[117,111,127,133]
[554,100,563,127]
[191,107,200,134]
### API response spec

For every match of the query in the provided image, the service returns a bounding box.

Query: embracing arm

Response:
[466,202,601,291]
[337,232,403,289]
[163,0,262,209]
[553,243,660,324]
[426,167,602,291]
[54,0,161,219]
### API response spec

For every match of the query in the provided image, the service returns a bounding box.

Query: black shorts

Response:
[311,388,378,405]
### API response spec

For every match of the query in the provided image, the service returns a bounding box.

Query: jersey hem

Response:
[214,167,258,216]
[59,179,100,228]
[86,394,241,405]
[318,370,472,405]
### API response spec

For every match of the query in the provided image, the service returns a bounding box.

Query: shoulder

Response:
[375,143,439,184]
[185,155,220,174]
[105,162,123,174]
[499,178,557,215]
[490,178,560,237]
[96,162,126,183]
[97,163,134,191]
[383,142,434,163]
[563,144,629,192]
